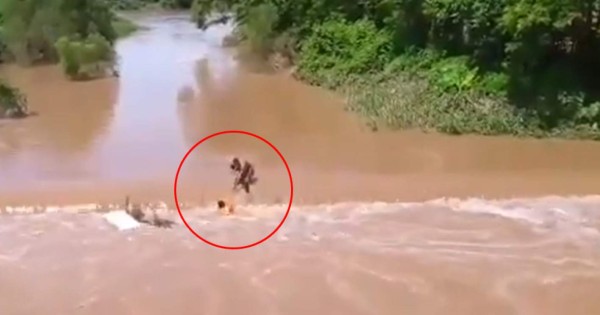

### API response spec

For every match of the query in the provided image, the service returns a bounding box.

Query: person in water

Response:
[217,199,235,215]
[229,157,258,194]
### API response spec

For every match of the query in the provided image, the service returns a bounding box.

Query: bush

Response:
[0,81,28,118]
[427,56,479,93]
[478,72,509,97]
[112,17,140,38]
[241,3,279,55]
[0,0,118,64]
[385,51,508,96]
[160,0,192,9]
[55,34,115,80]
[0,31,6,62]
[109,0,146,10]
[345,54,599,139]
[55,37,80,77]
[383,49,443,77]
[0,11,5,61]
[272,31,298,60]
[345,74,530,136]
[297,18,393,88]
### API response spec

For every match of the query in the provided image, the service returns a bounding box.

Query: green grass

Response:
[112,17,140,38]
[342,73,600,140]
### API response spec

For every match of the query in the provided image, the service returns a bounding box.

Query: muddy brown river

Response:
[1,12,600,315]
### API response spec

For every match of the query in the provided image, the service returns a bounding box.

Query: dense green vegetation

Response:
[192,0,600,139]
[0,81,28,118]
[109,0,155,10]
[55,33,115,80]
[113,17,141,38]
[0,0,142,81]
[160,0,193,9]
[0,0,117,66]
[107,0,192,11]
[0,0,138,116]
[0,0,194,119]
[0,9,5,62]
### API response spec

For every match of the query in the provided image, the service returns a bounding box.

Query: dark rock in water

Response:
[3,108,24,118]
[125,195,147,223]
[268,52,292,72]
[201,14,231,31]
[152,211,175,229]
[0,100,29,119]
[124,195,176,229]
[222,34,240,47]
[129,207,145,222]
[0,83,29,119]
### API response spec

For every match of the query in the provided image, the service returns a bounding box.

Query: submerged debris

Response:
[1,197,178,231]
[151,209,175,229]
[124,195,176,229]
[125,195,145,222]
[0,82,29,119]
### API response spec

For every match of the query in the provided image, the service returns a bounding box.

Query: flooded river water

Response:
[1,13,600,205]
[2,197,600,315]
[1,12,600,315]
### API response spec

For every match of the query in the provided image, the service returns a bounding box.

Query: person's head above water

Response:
[217,199,235,215]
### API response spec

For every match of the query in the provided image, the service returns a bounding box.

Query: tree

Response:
[0,0,117,64]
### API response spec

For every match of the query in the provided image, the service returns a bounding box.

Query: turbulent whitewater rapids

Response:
[1,196,600,315]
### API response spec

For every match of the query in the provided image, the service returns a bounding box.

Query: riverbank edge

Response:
[269,53,600,141]
[113,16,142,38]
[209,12,600,141]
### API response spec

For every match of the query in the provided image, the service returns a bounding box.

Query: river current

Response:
[0,12,599,315]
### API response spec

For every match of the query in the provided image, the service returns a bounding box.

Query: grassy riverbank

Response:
[191,0,600,140]
[113,16,141,38]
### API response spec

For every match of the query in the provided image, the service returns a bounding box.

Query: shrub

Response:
[109,0,146,10]
[241,3,279,55]
[0,81,28,118]
[297,18,393,88]
[427,56,479,93]
[195,0,600,139]
[160,0,192,9]
[55,34,115,80]
[112,17,140,38]
[0,0,118,64]
[272,31,298,60]
[55,37,80,77]
[345,74,529,136]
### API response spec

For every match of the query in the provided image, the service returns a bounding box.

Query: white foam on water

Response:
[2,195,600,242]
[102,211,141,231]
[276,233,290,242]
[445,198,548,225]
[0,246,29,262]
